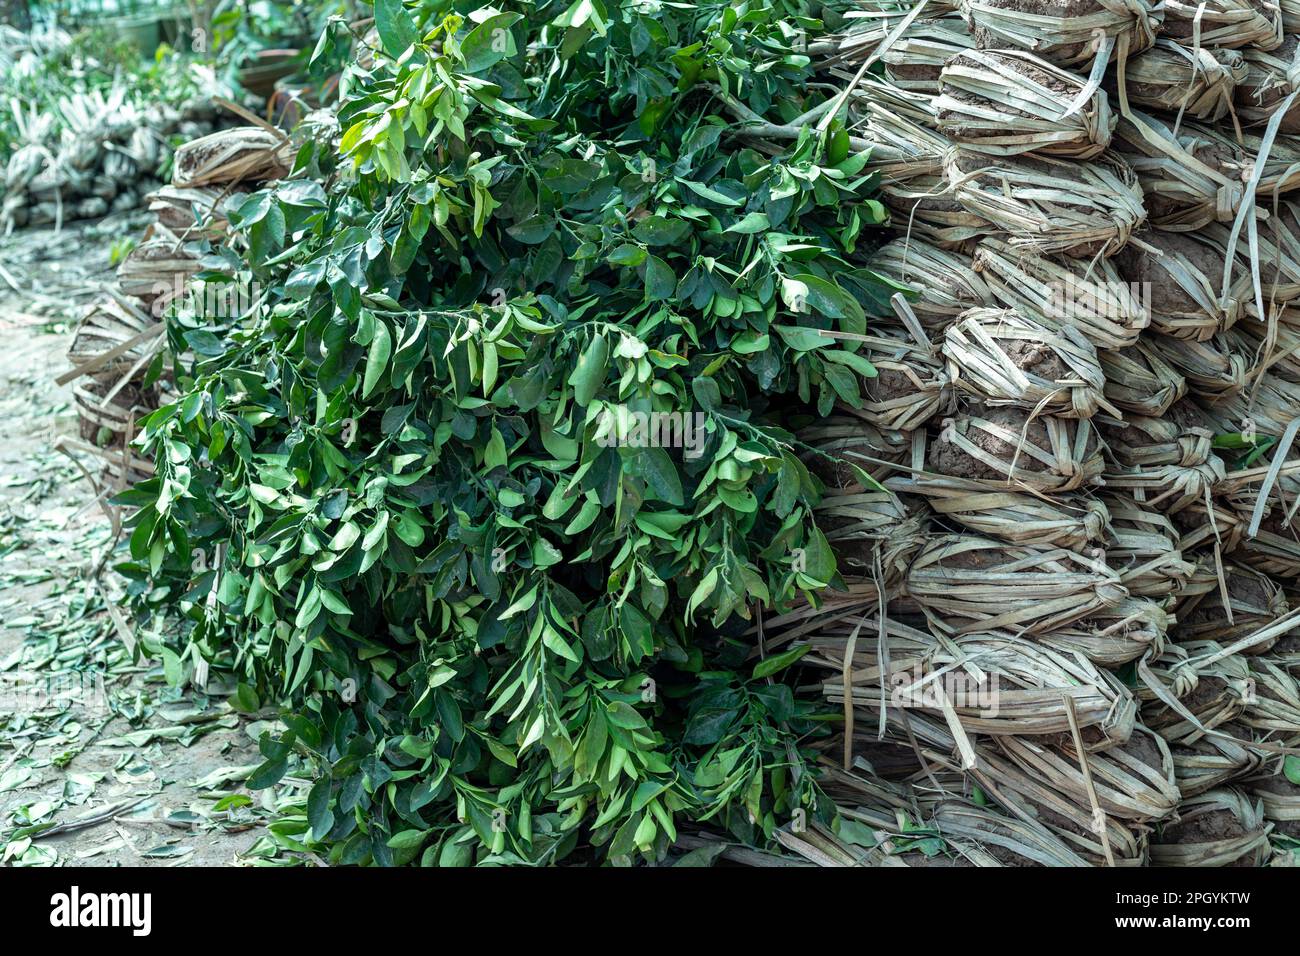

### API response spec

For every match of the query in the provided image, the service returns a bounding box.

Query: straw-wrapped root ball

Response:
[1122,40,1246,123]
[1161,0,1283,50]
[1097,490,1196,599]
[1113,113,1251,231]
[1113,230,1249,341]
[881,173,991,249]
[935,48,1115,159]
[1175,563,1289,652]
[852,326,955,431]
[957,0,1164,71]
[974,237,1151,349]
[892,472,1110,550]
[1168,722,1264,799]
[1151,789,1273,866]
[927,402,1104,491]
[1236,36,1300,132]
[1098,339,1188,417]
[905,533,1128,636]
[870,238,995,334]
[878,16,977,95]
[942,308,1114,418]
[799,412,913,490]
[945,148,1146,257]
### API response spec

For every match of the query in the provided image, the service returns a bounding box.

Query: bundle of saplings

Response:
[113,0,904,865]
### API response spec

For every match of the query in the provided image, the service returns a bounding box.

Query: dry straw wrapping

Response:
[1237,36,1300,132]
[1098,339,1187,416]
[1114,229,1248,340]
[1150,788,1272,866]
[942,307,1115,417]
[889,473,1110,549]
[1123,40,1245,123]
[870,237,995,332]
[905,533,1128,635]
[945,148,1146,258]
[1161,0,1283,51]
[957,0,1164,71]
[1113,112,1251,231]
[936,48,1115,159]
[927,404,1105,491]
[974,237,1150,349]
[172,126,291,189]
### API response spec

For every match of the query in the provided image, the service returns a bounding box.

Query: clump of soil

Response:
[1001,337,1071,381]
[939,51,1082,127]
[1158,808,1248,845]
[1179,675,1230,712]
[1142,138,1248,223]
[969,0,1111,63]
[1116,730,1163,772]
[928,405,1076,481]
[866,365,921,405]
[934,543,1004,572]
[1115,231,1229,317]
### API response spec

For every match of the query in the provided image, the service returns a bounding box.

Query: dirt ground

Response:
[0,217,271,867]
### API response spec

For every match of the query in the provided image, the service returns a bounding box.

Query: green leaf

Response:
[568,334,609,407]
[374,0,418,57]
[362,320,392,399]
[752,644,811,680]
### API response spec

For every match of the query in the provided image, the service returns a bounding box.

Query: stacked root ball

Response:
[787,0,1300,866]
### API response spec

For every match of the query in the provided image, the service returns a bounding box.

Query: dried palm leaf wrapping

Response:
[935,48,1115,159]
[870,238,995,332]
[932,799,1103,867]
[881,18,978,94]
[146,185,230,239]
[1145,331,1249,400]
[889,473,1109,549]
[1113,229,1249,341]
[942,308,1114,417]
[115,223,201,311]
[72,372,159,486]
[816,486,927,589]
[1241,130,1300,199]
[1247,767,1300,839]
[1140,641,1253,737]
[171,126,291,189]
[800,412,913,488]
[809,618,1137,743]
[973,237,1150,349]
[1039,597,1170,666]
[1236,36,1300,133]
[1176,563,1289,651]
[1121,41,1246,123]
[1151,788,1272,866]
[1242,657,1300,738]
[1099,490,1196,598]
[851,327,955,431]
[816,16,975,95]
[1202,371,1300,439]
[1162,0,1284,49]
[1102,453,1226,516]
[850,89,948,186]
[1112,113,1251,231]
[1098,339,1188,416]
[1099,408,1215,469]
[66,292,161,380]
[1287,0,1300,29]
[997,723,1179,822]
[1232,308,1300,382]
[927,403,1105,491]
[905,533,1128,635]
[1170,722,1265,798]
[882,173,991,248]
[945,149,1146,258]
[957,0,1164,71]
[854,706,1147,865]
